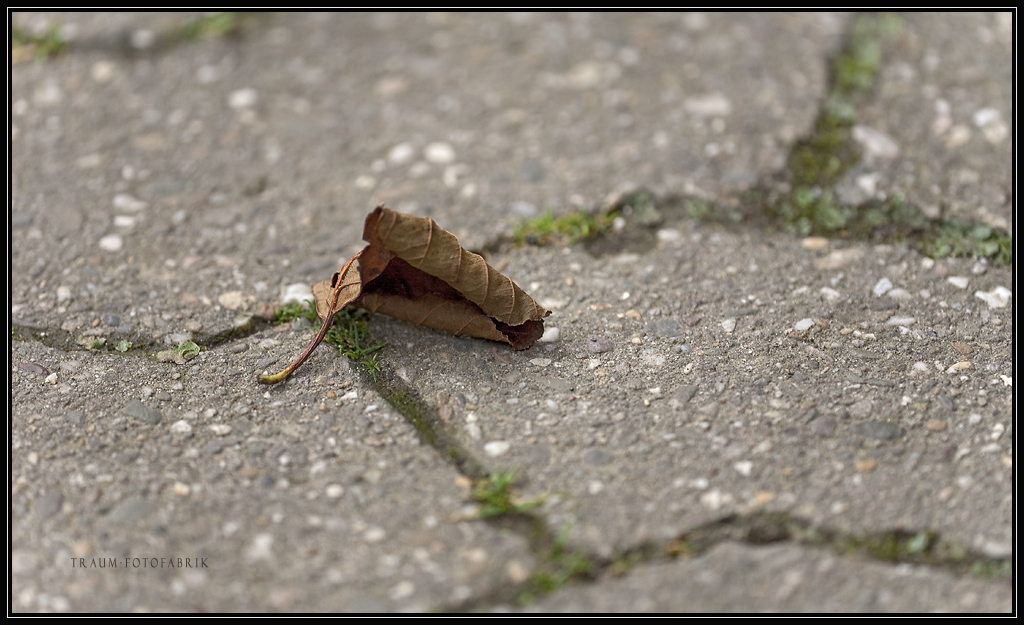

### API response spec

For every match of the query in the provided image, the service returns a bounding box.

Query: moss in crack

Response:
[664,512,1010,582]
[321,308,386,379]
[770,12,901,236]
[516,524,597,606]
[449,508,1007,610]
[12,23,68,61]
[757,11,1011,263]
[514,209,616,247]
[788,13,901,191]
[284,303,479,473]
[126,12,253,54]
[360,362,484,477]
[169,12,247,41]
[513,191,664,250]
[472,467,545,518]
[13,13,252,62]
[923,221,1012,264]
[274,300,318,325]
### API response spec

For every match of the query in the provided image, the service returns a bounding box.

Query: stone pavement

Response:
[11,12,1012,612]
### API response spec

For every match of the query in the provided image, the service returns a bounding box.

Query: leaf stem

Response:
[256,308,336,384]
[256,276,347,385]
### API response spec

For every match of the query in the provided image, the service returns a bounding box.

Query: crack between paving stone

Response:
[15,316,1010,603]
[11,312,1012,608]
[347,358,1012,611]
[12,11,1010,612]
[485,12,1009,265]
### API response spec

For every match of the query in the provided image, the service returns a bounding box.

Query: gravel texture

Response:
[12,12,1011,613]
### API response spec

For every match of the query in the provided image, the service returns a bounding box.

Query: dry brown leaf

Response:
[311,249,365,321]
[364,207,548,328]
[259,205,550,384]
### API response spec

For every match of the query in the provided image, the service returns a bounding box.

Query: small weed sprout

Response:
[472,467,545,518]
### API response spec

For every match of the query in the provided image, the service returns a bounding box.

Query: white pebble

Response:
[130,29,156,49]
[539,298,568,310]
[990,423,1004,440]
[721,318,737,333]
[802,236,829,250]
[388,142,415,164]
[45,373,58,385]
[815,247,864,270]
[857,173,879,195]
[538,327,560,343]
[885,316,916,326]
[887,288,913,300]
[91,61,115,83]
[390,581,415,600]
[683,93,732,117]
[974,286,1011,309]
[793,318,815,332]
[484,441,510,457]
[872,277,893,296]
[973,107,1001,127]
[281,283,313,305]
[229,88,258,110]
[325,484,344,499]
[656,229,682,242]
[640,349,665,367]
[245,533,274,561]
[423,142,455,164]
[112,193,147,211]
[733,461,753,477]
[946,361,972,374]
[363,527,386,543]
[99,234,123,252]
[56,286,71,303]
[170,420,193,435]
[852,125,899,159]
[218,291,247,310]
[947,276,969,289]
[209,424,232,436]
[530,358,551,367]
[819,287,841,302]
[700,489,731,511]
